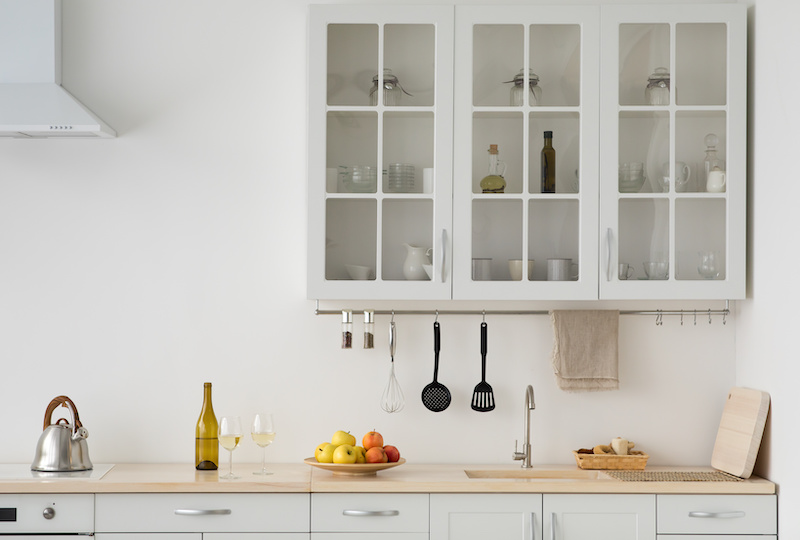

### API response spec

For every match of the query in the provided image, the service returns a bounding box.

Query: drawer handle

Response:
[342,509,400,517]
[175,509,232,516]
[688,511,746,519]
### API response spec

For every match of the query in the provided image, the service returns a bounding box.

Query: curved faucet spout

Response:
[512,385,535,468]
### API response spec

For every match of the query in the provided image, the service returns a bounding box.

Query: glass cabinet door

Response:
[453,6,600,300]
[599,4,746,299]
[308,5,454,300]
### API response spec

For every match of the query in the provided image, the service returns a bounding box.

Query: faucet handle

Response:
[512,440,525,461]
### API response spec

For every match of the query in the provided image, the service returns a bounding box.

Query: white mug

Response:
[547,258,579,281]
[707,169,726,193]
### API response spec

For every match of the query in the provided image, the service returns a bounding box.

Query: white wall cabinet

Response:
[599,4,747,300]
[431,493,655,539]
[309,3,746,301]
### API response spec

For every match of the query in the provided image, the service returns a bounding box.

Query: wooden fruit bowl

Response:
[304,457,406,476]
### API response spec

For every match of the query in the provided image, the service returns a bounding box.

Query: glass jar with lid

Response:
[509,69,542,106]
[646,67,670,105]
[370,68,411,106]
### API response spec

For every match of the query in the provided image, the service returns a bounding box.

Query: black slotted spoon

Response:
[421,321,451,412]
[471,321,495,412]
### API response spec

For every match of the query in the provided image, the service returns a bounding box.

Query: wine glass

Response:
[251,413,276,475]
[219,416,242,480]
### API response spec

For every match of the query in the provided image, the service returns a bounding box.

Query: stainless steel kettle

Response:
[31,396,93,472]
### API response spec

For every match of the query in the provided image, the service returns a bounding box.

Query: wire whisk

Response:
[381,320,404,413]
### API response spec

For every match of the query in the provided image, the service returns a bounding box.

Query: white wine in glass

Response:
[251,413,276,475]
[219,416,242,480]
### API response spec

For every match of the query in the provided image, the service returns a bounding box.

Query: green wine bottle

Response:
[541,131,556,194]
[195,382,219,470]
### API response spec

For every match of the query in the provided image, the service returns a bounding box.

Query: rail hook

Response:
[708,308,713,325]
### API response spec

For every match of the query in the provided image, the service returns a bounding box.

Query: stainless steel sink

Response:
[465,469,607,480]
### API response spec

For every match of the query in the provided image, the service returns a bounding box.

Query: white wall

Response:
[737,0,800,537]
[0,0,750,481]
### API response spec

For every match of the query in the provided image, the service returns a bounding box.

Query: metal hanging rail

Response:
[314,300,730,324]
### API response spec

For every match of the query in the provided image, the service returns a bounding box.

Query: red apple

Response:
[365,446,388,463]
[362,431,384,450]
[383,445,400,463]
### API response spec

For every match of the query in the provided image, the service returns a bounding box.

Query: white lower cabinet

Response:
[310,493,428,538]
[430,493,541,540]
[431,493,655,540]
[545,494,655,540]
[656,494,777,538]
[95,493,310,537]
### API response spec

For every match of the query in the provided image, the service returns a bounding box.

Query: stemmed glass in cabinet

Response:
[218,416,242,480]
[251,413,276,475]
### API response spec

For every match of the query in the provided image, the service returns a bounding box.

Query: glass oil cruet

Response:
[509,68,542,106]
[646,67,670,105]
[480,144,507,193]
[703,133,726,187]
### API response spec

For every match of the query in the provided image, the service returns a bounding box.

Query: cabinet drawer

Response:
[657,536,776,540]
[0,494,94,534]
[657,495,776,535]
[311,494,428,533]
[96,494,309,533]
[312,535,427,540]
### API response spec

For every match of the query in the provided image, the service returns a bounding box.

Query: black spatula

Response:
[471,322,495,412]
[421,321,451,412]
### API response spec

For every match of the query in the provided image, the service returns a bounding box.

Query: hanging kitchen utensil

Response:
[31,395,93,472]
[381,319,405,413]
[471,321,495,412]
[421,321,451,412]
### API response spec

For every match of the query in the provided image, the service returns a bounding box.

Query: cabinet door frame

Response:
[452,5,600,300]
[308,5,455,300]
[598,4,747,300]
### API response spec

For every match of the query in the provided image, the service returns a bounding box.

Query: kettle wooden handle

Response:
[43,396,83,432]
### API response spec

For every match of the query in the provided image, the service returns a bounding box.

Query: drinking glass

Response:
[251,413,276,476]
[219,416,242,480]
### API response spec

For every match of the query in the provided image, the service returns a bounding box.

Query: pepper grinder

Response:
[363,310,375,349]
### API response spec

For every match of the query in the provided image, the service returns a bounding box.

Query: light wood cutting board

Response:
[711,387,770,478]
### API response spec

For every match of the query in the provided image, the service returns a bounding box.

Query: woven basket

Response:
[572,450,649,470]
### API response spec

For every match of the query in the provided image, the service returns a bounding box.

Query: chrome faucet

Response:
[512,385,535,468]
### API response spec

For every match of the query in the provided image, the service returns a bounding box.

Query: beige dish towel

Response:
[550,310,620,392]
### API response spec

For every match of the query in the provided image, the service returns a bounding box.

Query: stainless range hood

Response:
[0,0,115,138]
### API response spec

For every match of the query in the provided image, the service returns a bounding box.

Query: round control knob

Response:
[43,507,55,520]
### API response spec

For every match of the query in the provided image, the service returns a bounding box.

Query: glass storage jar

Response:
[509,69,542,106]
[646,67,670,105]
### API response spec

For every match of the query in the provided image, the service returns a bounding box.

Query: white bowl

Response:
[345,264,373,280]
[422,264,433,280]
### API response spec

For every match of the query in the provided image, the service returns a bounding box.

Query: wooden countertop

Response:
[0,463,775,494]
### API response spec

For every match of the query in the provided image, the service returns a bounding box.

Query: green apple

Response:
[333,444,357,464]
[353,446,366,464]
[331,430,356,446]
[318,443,338,463]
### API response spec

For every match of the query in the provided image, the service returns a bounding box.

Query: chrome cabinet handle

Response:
[343,509,400,517]
[606,228,613,281]
[688,510,746,519]
[550,512,556,540]
[174,509,232,516]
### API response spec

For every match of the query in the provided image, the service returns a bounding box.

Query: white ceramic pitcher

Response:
[402,243,432,280]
